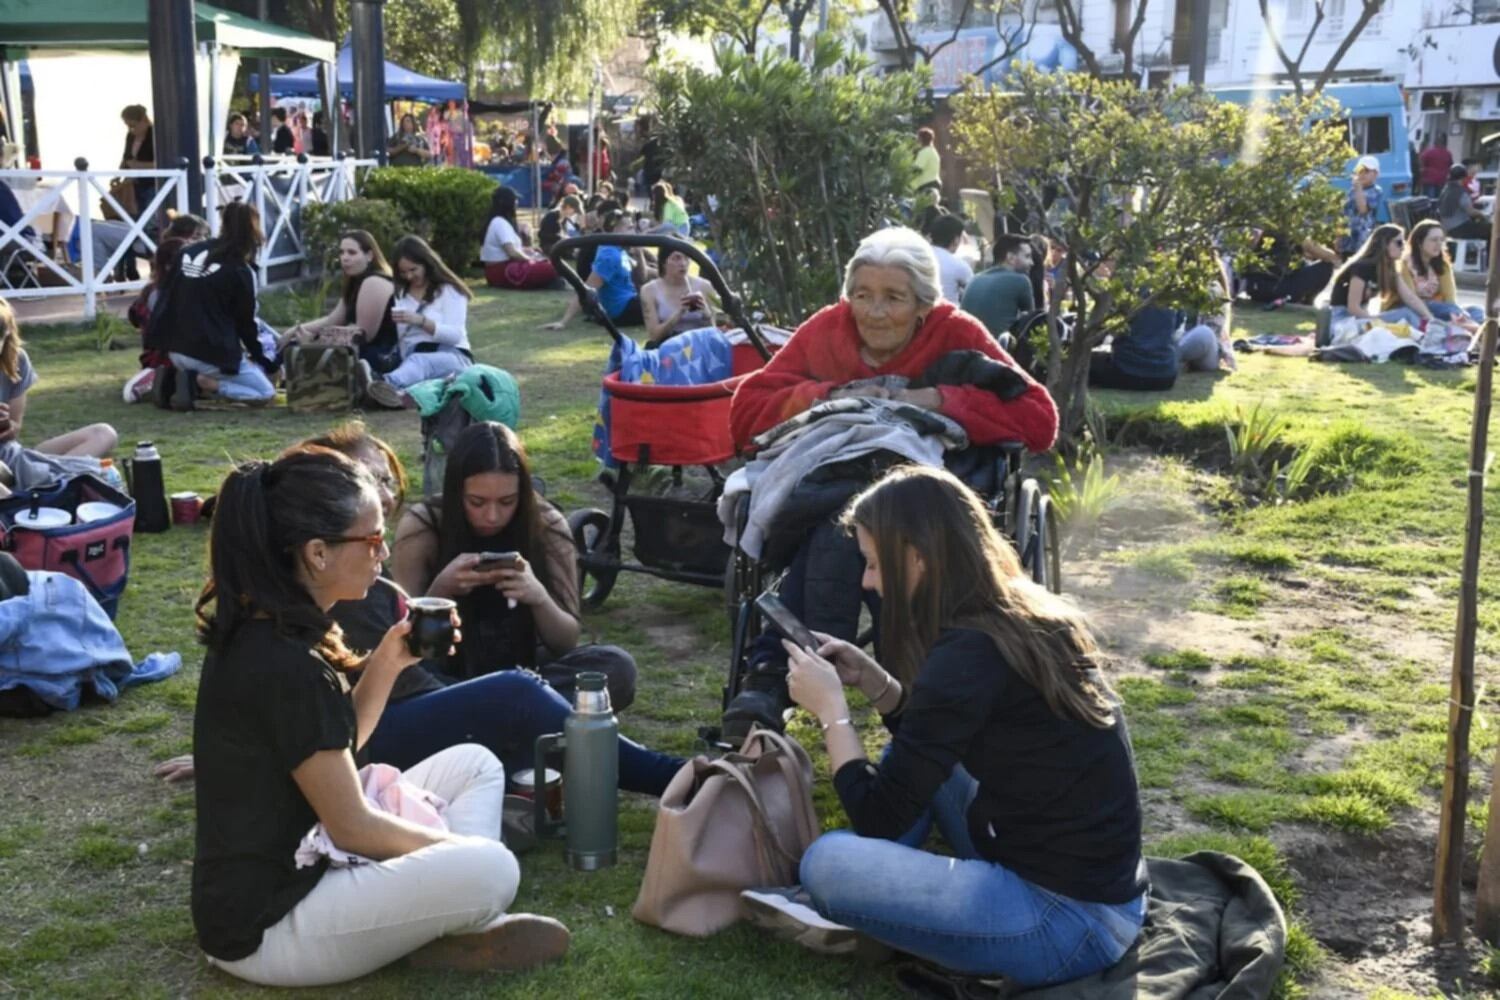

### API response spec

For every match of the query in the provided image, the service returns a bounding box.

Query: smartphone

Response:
[755,593,819,652]
[476,550,519,571]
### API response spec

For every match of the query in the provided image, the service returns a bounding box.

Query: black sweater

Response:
[145,240,270,374]
[833,627,1146,905]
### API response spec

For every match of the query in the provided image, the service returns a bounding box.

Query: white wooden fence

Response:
[0,156,376,318]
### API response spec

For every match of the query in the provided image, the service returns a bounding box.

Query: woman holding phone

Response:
[741,465,1146,988]
[363,235,473,410]
[160,422,682,799]
[639,249,719,348]
[189,445,571,986]
[391,421,639,711]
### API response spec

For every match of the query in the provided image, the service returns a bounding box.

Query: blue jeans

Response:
[1429,301,1483,324]
[1328,305,1425,328]
[169,352,276,402]
[799,766,1147,986]
[364,670,684,796]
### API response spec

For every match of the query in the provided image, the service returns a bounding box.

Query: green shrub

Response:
[360,167,497,269]
[302,197,417,278]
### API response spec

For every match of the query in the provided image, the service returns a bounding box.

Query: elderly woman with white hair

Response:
[722,227,1058,738]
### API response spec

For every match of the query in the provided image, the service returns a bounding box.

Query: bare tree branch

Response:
[922,0,980,64]
[1120,0,1151,79]
[1312,0,1385,94]
[1054,0,1104,78]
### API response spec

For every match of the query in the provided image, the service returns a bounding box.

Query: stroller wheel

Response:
[568,508,620,610]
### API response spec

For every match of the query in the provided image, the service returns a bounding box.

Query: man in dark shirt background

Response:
[962,233,1036,342]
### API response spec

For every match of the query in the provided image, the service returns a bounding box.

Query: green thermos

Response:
[533,672,619,871]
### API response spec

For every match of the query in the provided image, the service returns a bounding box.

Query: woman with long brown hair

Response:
[1327,222,1432,330]
[1389,219,1481,332]
[282,230,401,372]
[741,465,1145,987]
[144,201,278,409]
[363,234,473,409]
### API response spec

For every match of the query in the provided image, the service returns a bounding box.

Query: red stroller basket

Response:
[603,344,764,467]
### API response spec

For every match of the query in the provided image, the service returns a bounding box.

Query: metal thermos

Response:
[533,672,619,871]
[126,441,170,533]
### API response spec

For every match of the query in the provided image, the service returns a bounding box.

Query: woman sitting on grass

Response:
[742,465,1146,988]
[191,445,569,987]
[391,421,639,710]
[639,248,720,348]
[158,421,682,797]
[0,298,117,460]
[1328,223,1434,331]
[481,185,559,291]
[363,235,473,410]
[1388,220,1481,333]
[146,202,278,410]
[280,230,401,374]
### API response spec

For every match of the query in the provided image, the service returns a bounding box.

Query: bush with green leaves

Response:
[301,198,417,278]
[951,68,1352,440]
[653,37,925,323]
[360,167,497,269]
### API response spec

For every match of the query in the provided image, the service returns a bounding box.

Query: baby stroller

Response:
[548,233,775,609]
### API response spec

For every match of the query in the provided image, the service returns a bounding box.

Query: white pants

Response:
[384,350,470,390]
[210,744,519,988]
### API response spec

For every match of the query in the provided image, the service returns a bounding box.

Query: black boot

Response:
[170,366,196,412]
[721,659,791,745]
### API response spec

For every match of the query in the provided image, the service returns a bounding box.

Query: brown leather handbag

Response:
[632,728,820,937]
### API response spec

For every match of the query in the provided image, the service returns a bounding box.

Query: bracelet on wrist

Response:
[869,670,894,706]
[821,716,853,734]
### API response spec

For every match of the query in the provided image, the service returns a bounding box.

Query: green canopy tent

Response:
[0,1,336,169]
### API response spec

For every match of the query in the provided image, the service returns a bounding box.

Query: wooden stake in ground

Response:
[1433,201,1500,945]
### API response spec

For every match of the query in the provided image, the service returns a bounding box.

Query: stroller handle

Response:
[547,233,773,362]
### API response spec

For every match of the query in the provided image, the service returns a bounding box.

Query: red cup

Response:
[170,492,202,525]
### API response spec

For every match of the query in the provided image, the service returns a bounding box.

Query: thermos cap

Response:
[576,672,606,692]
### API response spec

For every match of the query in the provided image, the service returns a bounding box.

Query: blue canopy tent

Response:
[249,44,464,102]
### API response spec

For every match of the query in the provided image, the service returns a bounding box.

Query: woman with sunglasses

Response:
[190,445,569,986]
[1327,223,1434,330]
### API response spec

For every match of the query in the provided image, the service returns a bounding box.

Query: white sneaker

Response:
[352,359,373,401]
[740,886,890,959]
[365,379,406,410]
[122,367,156,404]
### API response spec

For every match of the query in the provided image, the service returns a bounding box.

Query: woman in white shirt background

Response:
[363,236,473,410]
[480,186,560,291]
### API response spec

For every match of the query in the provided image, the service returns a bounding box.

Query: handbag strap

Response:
[746,729,821,848]
[702,758,800,872]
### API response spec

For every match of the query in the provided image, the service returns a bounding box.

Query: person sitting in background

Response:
[961,234,1035,342]
[0,299,117,459]
[156,421,683,797]
[1439,164,1491,241]
[743,466,1145,987]
[1086,298,1181,392]
[1464,159,1482,202]
[364,235,474,410]
[1327,223,1433,330]
[311,111,331,157]
[123,213,212,403]
[541,135,572,206]
[270,107,295,156]
[392,422,639,708]
[649,181,690,237]
[639,249,720,348]
[481,186,558,291]
[281,230,401,374]
[1176,258,1237,375]
[387,114,430,167]
[189,445,569,987]
[1341,156,1384,255]
[145,202,277,410]
[222,113,260,157]
[1240,230,1338,309]
[1390,220,1481,332]
[541,210,643,330]
[927,213,973,305]
[538,194,583,257]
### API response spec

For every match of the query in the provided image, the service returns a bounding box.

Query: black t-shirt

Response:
[833,627,1146,905]
[273,125,295,155]
[191,620,357,961]
[1329,258,1377,309]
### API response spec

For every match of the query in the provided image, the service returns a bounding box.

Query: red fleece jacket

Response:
[731,301,1059,453]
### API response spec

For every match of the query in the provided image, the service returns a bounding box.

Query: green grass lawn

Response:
[0,287,1496,997]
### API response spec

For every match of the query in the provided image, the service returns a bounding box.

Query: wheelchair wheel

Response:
[1030,494,1062,594]
[568,508,620,610]
[1013,478,1040,562]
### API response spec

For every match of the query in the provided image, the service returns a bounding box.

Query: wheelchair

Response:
[716,441,1062,740]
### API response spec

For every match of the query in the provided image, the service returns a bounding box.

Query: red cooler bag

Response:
[0,474,136,618]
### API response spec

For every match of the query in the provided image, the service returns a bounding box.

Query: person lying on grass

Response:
[190,445,568,987]
[157,421,683,797]
[741,465,1147,988]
